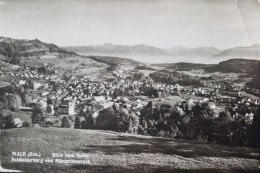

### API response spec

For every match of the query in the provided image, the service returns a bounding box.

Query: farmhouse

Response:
[13,118,23,128]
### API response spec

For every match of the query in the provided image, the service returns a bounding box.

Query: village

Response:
[1,1,260,172]
[0,60,258,129]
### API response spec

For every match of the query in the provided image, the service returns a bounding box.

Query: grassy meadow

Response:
[0,127,258,173]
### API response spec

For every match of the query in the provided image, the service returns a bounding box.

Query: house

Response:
[100,101,114,109]
[19,107,33,112]
[208,102,217,109]
[124,103,132,109]
[202,98,209,102]
[41,91,49,96]
[33,82,41,90]
[188,98,194,104]
[133,103,143,110]
[174,84,184,91]
[49,104,55,115]
[19,80,26,85]
[13,118,23,128]
[94,96,106,102]
[38,99,47,109]
[92,112,99,118]
[68,101,76,115]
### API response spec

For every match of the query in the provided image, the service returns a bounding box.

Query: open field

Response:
[138,70,157,76]
[23,56,109,78]
[0,128,258,173]
[152,96,185,105]
[3,110,31,122]
[181,70,211,78]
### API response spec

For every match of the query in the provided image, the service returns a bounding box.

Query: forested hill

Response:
[151,62,213,71]
[205,59,260,73]
[0,37,70,58]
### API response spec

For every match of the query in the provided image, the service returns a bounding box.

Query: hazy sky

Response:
[0,0,259,49]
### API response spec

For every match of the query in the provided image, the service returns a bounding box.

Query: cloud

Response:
[0,1,5,5]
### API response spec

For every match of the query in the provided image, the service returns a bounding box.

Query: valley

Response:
[0,36,259,173]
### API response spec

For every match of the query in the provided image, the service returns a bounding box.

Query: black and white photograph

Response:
[0,0,259,172]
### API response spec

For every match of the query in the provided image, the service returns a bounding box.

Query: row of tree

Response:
[149,71,203,87]
[75,101,259,147]
[75,105,139,134]
[137,102,259,147]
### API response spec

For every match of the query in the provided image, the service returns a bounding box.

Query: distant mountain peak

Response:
[212,44,260,62]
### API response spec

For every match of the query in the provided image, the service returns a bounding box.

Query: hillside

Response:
[0,128,258,173]
[0,37,67,59]
[0,37,117,83]
[218,59,260,73]
[64,43,260,64]
[152,59,260,75]
[212,44,260,61]
[0,36,141,69]
[86,55,143,66]
[63,44,223,64]
[63,44,171,57]
[151,62,213,70]
[166,46,221,58]
[64,44,221,59]
[204,59,260,74]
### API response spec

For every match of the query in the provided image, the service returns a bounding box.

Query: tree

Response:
[146,88,158,98]
[61,116,71,128]
[95,107,139,133]
[47,97,54,105]
[62,72,71,81]
[127,111,139,134]
[218,111,232,124]
[22,121,30,128]
[95,108,118,131]
[31,105,46,125]
[8,94,22,111]
[0,96,8,109]
[228,117,249,146]
[26,79,34,89]
[9,56,21,65]
[116,108,139,133]
[81,113,95,129]
[0,110,15,129]
[113,88,123,99]
[247,106,260,147]
[21,93,32,106]
[183,103,215,140]
[75,115,81,129]
[38,66,47,74]
[53,119,62,127]
[133,72,144,80]
[168,110,182,126]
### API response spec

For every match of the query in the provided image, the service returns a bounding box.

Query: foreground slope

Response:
[0,128,258,173]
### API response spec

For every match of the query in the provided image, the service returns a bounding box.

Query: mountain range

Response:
[0,36,259,64]
[212,44,260,61]
[64,43,260,64]
[64,43,171,57]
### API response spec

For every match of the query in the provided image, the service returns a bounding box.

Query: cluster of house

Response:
[4,64,258,128]
[203,80,242,92]
[9,64,57,80]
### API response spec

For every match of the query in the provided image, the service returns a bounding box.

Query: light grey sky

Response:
[0,0,259,49]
